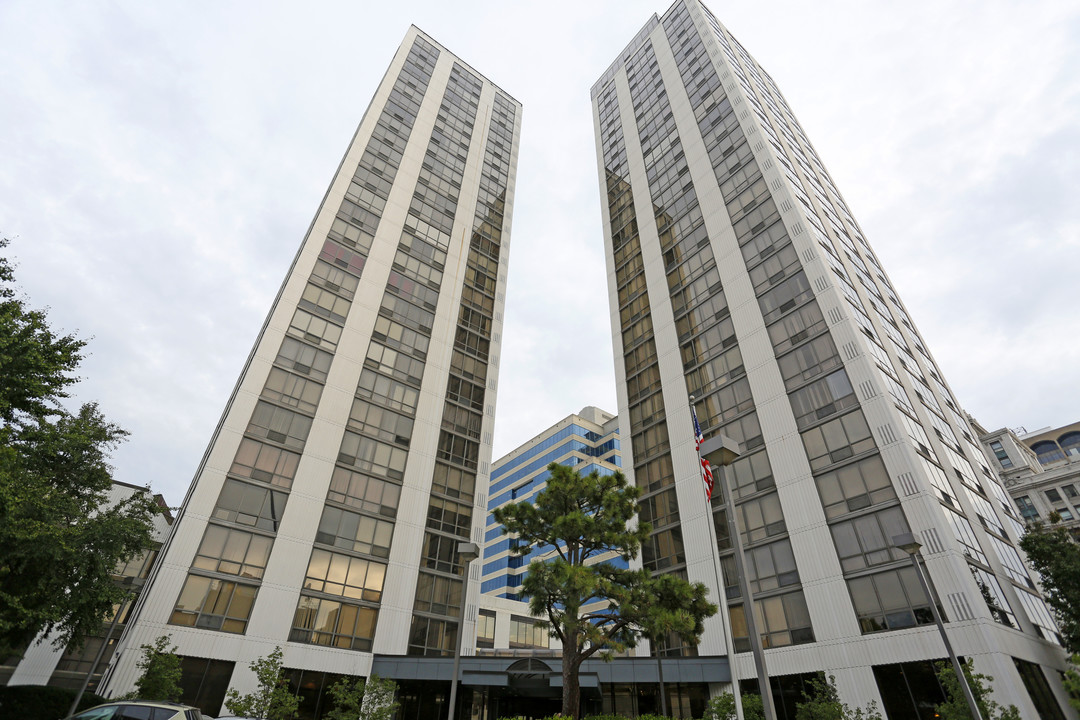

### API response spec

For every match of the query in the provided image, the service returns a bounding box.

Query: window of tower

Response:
[801,410,876,472]
[338,432,408,481]
[726,449,776,499]
[275,336,333,383]
[693,377,754,427]
[212,478,288,532]
[814,454,896,520]
[407,615,456,657]
[634,454,675,494]
[362,345,420,389]
[829,506,910,573]
[642,526,686,571]
[721,538,800,596]
[315,507,394,559]
[729,590,814,651]
[426,496,472,537]
[638,488,680,529]
[327,466,401,518]
[717,411,764,453]
[758,271,813,324]
[748,242,800,295]
[776,333,842,390]
[766,299,827,355]
[788,369,857,429]
[192,525,273,580]
[846,566,933,634]
[170,575,257,634]
[969,565,1018,628]
[229,439,300,489]
[290,596,377,651]
[288,308,342,352]
[413,571,463,617]
[261,367,323,416]
[733,492,786,545]
[421,533,469,575]
[358,368,420,414]
[347,398,414,447]
[632,423,671,462]
[303,548,386,603]
[380,294,435,335]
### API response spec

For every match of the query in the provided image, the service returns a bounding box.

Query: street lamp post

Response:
[654,634,668,717]
[448,541,479,720]
[700,434,777,720]
[892,533,983,720]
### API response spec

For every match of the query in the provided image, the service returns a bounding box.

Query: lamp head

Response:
[457,541,480,563]
[892,532,922,556]
[699,433,743,467]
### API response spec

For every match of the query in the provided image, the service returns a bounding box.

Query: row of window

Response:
[171,37,450,653]
[408,77,512,658]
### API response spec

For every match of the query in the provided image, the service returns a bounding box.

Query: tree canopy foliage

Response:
[224,646,301,720]
[1018,518,1080,653]
[0,239,161,655]
[324,674,398,720]
[127,635,183,702]
[794,674,882,720]
[492,463,716,718]
[934,659,1020,720]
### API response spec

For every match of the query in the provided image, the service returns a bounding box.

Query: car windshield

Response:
[72,707,119,720]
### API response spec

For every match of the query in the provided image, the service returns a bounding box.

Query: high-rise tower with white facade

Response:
[592,2,1072,717]
[103,26,520,716]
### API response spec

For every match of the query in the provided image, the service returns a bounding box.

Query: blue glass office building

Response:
[482,406,622,600]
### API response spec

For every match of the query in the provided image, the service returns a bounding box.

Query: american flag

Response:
[692,405,715,501]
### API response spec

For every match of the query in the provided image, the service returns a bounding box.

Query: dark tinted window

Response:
[72,707,120,720]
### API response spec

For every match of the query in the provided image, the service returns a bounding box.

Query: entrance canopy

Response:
[372,653,731,689]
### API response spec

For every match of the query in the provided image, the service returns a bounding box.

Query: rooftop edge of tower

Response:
[408,24,523,109]
[590,12,661,99]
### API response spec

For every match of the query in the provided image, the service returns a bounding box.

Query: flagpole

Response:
[691,397,745,720]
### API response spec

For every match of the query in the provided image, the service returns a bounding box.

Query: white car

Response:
[66,700,205,720]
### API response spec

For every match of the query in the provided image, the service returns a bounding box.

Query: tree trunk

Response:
[562,648,581,719]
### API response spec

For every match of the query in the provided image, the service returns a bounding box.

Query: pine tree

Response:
[493,463,716,718]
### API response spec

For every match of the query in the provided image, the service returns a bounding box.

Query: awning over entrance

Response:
[372,653,731,688]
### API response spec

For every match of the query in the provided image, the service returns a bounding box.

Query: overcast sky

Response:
[1,1,1077,507]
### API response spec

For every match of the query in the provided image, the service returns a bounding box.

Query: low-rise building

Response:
[482,406,622,601]
[974,419,1080,539]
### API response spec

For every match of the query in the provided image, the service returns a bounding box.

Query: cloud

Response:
[0,0,1077,504]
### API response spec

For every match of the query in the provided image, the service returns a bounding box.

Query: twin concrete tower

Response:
[102,3,1073,718]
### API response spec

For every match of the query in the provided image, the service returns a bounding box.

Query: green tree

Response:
[1064,655,1080,713]
[703,691,764,720]
[0,240,160,655]
[1018,519,1080,653]
[324,674,397,720]
[127,635,182,701]
[794,674,882,720]
[224,646,301,720]
[492,463,717,719]
[934,660,1020,720]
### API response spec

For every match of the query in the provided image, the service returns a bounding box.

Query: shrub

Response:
[795,675,882,720]
[324,675,397,720]
[125,635,182,702]
[703,692,764,720]
[224,646,301,720]
[934,660,1020,720]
